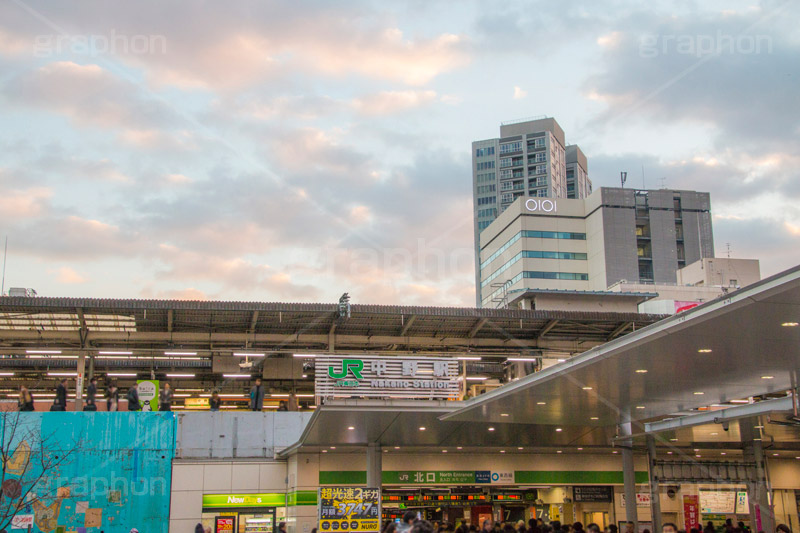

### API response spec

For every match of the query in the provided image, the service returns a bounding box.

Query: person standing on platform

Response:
[126,384,140,411]
[18,386,34,411]
[210,391,221,411]
[250,377,265,411]
[54,378,68,411]
[85,377,98,411]
[159,382,173,411]
[107,382,119,411]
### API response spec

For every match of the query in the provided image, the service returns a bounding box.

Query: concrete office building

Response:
[472,117,592,305]
[479,187,715,308]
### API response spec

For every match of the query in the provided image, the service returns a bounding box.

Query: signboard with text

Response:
[315,356,459,400]
[620,493,651,507]
[383,471,515,485]
[574,486,614,503]
[215,517,235,533]
[136,379,159,412]
[11,514,35,529]
[684,495,699,531]
[319,487,380,533]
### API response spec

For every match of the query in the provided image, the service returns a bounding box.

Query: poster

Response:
[574,486,613,502]
[11,514,35,529]
[319,487,380,533]
[216,517,235,533]
[684,495,699,532]
[699,490,736,514]
[136,380,160,411]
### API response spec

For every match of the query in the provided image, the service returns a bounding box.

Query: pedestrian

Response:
[250,377,265,411]
[574,524,585,533]
[107,382,119,411]
[412,522,435,533]
[277,400,288,411]
[776,526,791,533]
[126,384,140,411]
[18,385,34,411]
[52,378,68,411]
[663,524,679,533]
[398,511,417,533]
[85,377,98,411]
[279,522,287,533]
[517,521,526,533]
[160,382,173,411]
[195,524,204,533]
[587,525,600,533]
[210,391,221,411]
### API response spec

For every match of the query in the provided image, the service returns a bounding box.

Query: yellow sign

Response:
[319,487,380,533]
[185,398,210,409]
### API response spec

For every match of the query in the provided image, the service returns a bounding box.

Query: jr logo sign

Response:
[327,359,364,380]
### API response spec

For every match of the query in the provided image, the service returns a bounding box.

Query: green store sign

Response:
[203,492,317,508]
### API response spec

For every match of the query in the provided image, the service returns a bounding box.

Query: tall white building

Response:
[472,117,592,305]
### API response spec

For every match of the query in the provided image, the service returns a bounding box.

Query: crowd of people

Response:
[381,515,792,533]
[15,378,176,412]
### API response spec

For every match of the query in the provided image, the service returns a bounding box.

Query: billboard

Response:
[319,487,380,533]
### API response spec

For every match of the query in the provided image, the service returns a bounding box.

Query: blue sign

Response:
[475,471,491,484]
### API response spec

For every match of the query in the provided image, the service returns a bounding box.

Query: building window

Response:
[499,141,522,154]
[476,147,495,157]
[477,172,496,183]
[500,193,513,203]
[500,181,513,191]
[477,184,496,194]
[477,161,495,171]
[477,196,496,206]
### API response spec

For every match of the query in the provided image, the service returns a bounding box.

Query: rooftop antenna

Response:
[620,171,627,188]
[658,177,667,189]
[1,237,7,297]
[726,243,731,258]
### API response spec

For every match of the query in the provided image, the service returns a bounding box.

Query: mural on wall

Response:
[0,411,175,533]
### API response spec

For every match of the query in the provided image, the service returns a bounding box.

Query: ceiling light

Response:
[233,352,265,357]
[670,438,678,442]
[761,375,774,379]
[164,351,197,356]
[499,450,505,454]
[330,446,336,449]
[582,387,593,390]
[590,417,599,420]
[754,425,764,429]
[488,427,495,432]
[322,450,328,453]
[347,426,355,431]
[419,427,426,431]
[556,450,562,454]
[721,452,727,456]
[293,354,316,358]
[222,374,251,378]
[612,451,618,454]
[730,399,750,403]
[667,451,673,455]
[394,446,400,450]
[577,447,583,451]
[555,428,563,432]
[710,432,719,436]
[694,391,705,395]
[518,447,523,450]
[0,372,14,376]
[636,406,645,409]
[107,373,137,377]
[442,450,447,453]
[271,394,290,398]
[295,394,315,398]
[536,401,546,405]
[635,369,648,373]
[457,356,482,361]
[773,453,779,456]
[507,357,539,362]
[166,373,195,378]
[500,413,509,417]
[27,349,62,354]
[695,454,701,458]
[557,358,566,362]
[456,446,462,450]
[302,374,308,378]
[781,322,799,327]
[98,351,133,355]
[698,349,712,353]
[48,372,77,377]
[466,376,488,381]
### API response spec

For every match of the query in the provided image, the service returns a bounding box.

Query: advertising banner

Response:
[683,495,700,532]
[315,355,459,401]
[620,493,651,507]
[216,516,235,533]
[319,487,380,533]
[136,379,159,411]
[11,514,35,529]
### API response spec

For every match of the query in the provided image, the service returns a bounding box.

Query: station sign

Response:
[319,487,380,533]
[574,486,613,503]
[384,470,516,485]
[315,355,459,401]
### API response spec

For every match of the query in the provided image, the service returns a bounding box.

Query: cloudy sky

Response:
[0,0,797,306]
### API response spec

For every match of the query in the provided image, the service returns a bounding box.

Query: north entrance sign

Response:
[315,355,459,401]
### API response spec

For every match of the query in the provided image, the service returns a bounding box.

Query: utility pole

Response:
[1,237,7,297]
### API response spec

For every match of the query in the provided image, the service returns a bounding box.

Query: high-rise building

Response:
[472,117,591,305]
[478,187,715,308]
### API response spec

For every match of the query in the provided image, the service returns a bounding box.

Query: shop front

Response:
[201,493,286,533]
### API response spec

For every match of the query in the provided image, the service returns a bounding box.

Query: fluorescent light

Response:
[488,427,495,432]
[233,352,265,357]
[347,426,355,430]
[295,394,314,398]
[698,349,712,353]
[218,394,246,398]
[457,356,481,361]
[48,372,77,377]
[536,401,546,405]
[761,375,774,379]
[0,372,14,376]
[694,391,705,395]
[419,427,426,431]
[466,376,488,381]
[555,428,563,432]
[636,405,646,409]
[499,450,505,454]
[98,351,133,355]
[582,386,593,390]
[590,417,599,420]
[164,351,197,356]
[635,369,648,373]
[500,413,509,417]
[293,354,316,358]
[507,357,539,362]
[27,349,62,354]
[222,374,251,378]
[107,373,137,377]
[271,394,290,397]
[166,373,195,378]
[730,399,750,403]
[781,322,799,327]
[557,358,566,362]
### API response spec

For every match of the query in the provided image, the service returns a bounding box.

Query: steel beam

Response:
[399,315,417,336]
[468,318,488,338]
[644,396,793,434]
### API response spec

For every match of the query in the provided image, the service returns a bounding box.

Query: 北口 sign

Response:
[319,487,380,533]
[315,355,459,400]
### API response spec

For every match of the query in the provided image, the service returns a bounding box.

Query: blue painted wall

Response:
[1,412,175,533]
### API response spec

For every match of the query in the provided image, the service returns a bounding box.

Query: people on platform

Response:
[776,526,791,533]
[107,382,120,411]
[209,391,221,411]
[85,377,98,411]
[663,523,679,533]
[277,400,288,411]
[53,378,68,411]
[18,385,34,411]
[126,384,140,411]
[250,377,265,411]
[160,382,173,411]
[398,511,418,533]
[587,524,600,533]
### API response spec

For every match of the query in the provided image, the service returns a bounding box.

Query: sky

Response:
[0,0,798,306]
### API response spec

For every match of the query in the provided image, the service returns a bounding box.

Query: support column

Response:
[366,443,382,489]
[742,421,774,533]
[646,435,662,533]
[75,351,87,411]
[620,422,638,531]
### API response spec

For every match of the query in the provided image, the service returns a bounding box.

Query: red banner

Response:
[684,495,699,531]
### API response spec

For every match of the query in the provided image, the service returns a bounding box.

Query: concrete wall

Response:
[175,411,313,459]
[647,190,679,284]
[678,258,761,288]
[600,189,639,288]
[169,460,287,533]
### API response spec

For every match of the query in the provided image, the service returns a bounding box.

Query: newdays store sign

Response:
[315,355,459,400]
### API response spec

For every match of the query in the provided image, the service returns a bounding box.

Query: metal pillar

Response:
[366,443,382,489]
[646,435,662,533]
[620,422,638,530]
[75,351,87,411]
[742,421,775,533]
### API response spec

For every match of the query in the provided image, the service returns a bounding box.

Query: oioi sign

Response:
[525,198,557,213]
[316,355,459,400]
